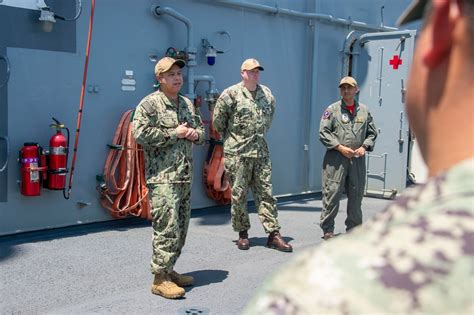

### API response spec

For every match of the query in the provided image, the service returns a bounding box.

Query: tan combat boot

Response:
[170,270,194,287]
[151,272,185,299]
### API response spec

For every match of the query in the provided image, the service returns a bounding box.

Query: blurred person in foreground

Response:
[244,0,474,313]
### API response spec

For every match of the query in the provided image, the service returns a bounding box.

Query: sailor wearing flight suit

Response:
[319,76,377,240]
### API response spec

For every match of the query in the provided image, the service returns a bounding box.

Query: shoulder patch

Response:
[140,101,155,115]
[322,110,331,120]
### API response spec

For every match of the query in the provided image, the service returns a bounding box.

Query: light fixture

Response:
[37,0,56,32]
[205,46,217,66]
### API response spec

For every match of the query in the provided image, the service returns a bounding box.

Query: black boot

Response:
[267,231,293,252]
[237,230,249,250]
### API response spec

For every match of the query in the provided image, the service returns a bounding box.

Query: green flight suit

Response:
[132,90,204,274]
[213,82,281,233]
[319,100,377,233]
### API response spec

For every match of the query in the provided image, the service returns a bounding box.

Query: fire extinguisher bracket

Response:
[48,168,68,174]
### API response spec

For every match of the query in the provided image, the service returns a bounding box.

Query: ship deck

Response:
[0,194,391,314]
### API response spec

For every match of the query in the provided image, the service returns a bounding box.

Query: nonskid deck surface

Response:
[0,195,390,314]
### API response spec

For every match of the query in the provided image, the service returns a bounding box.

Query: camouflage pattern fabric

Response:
[245,158,474,315]
[132,90,204,274]
[132,90,205,184]
[319,100,377,232]
[224,155,280,233]
[214,82,281,233]
[149,183,191,274]
[213,82,275,158]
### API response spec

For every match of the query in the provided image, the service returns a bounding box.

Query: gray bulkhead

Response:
[0,0,414,236]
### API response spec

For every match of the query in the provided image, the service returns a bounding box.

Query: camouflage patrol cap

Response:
[155,57,186,76]
[241,58,264,71]
[397,0,428,25]
[338,76,358,87]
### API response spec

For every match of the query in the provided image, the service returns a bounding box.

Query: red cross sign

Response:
[389,55,403,69]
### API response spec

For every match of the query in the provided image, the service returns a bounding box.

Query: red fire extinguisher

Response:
[47,117,69,191]
[19,143,47,196]
[19,118,69,197]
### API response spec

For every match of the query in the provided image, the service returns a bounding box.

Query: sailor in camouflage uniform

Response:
[132,57,205,299]
[245,0,474,313]
[319,76,377,240]
[245,161,474,314]
[213,58,292,252]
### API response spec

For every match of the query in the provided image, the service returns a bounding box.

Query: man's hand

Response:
[185,127,199,141]
[176,122,189,139]
[336,144,355,159]
[354,146,366,158]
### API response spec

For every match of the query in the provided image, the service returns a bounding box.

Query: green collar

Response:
[158,90,183,110]
[240,82,264,101]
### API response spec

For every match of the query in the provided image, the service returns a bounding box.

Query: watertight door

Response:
[351,30,416,198]
[0,47,8,202]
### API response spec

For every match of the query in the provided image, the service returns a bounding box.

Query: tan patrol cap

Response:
[154,57,186,76]
[338,76,358,87]
[397,0,428,26]
[241,58,264,71]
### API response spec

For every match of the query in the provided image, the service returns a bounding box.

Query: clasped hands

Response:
[176,122,199,141]
[336,144,366,159]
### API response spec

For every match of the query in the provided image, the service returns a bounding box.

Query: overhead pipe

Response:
[215,0,398,32]
[341,30,361,77]
[152,6,197,100]
[357,30,413,46]
[194,75,220,107]
[194,75,218,94]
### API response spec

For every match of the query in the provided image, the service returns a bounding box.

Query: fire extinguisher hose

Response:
[99,110,151,220]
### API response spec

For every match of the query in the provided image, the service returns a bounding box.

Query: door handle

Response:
[401,79,406,103]
[398,112,405,145]
[0,54,11,88]
[377,47,384,106]
[0,135,10,172]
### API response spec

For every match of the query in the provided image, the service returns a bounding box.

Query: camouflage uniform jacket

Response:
[245,158,474,315]
[213,82,275,158]
[132,90,204,184]
[320,100,377,151]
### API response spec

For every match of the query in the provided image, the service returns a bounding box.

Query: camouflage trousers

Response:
[148,183,191,274]
[224,155,281,233]
[320,150,366,233]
